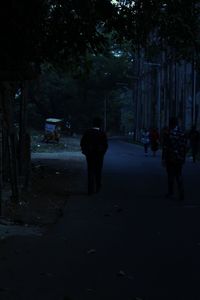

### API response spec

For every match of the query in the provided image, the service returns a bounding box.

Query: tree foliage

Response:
[0,0,48,70]
[1,0,200,73]
[113,0,200,63]
[0,0,118,75]
[28,52,133,132]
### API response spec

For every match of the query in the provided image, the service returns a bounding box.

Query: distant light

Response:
[111,50,123,57]
[15,88,22,99]
[111,0,135,7]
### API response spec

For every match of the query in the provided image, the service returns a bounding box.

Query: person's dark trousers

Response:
[86,155,104,194]
[192,146,198,162]
[166,162,184,200]
[144,144,148,154]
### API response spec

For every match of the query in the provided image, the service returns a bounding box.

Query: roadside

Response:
[1,135,85,232]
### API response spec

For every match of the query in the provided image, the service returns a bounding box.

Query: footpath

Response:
[0,138,200,299]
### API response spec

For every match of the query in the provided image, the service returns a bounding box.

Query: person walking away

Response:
[162,117,187,201]
[141,128,150,156]
[150,127,160,156]
[80,117,108,195]
[188,125,200,163]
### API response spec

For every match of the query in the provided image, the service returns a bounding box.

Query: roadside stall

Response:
[43,118,62,143]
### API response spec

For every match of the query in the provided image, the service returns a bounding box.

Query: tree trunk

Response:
[19,82,31,190]
[8,132,19,202]
[1,82,19,202]
[0,110,3,213]
[19,82,27,175]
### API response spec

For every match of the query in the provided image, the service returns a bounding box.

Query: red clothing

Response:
[150,129,159,152]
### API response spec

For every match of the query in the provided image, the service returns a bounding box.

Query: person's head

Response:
[169,117,178,129]
[92,117,102,128]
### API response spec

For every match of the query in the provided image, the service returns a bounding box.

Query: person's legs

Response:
[166,164,174,196]
[144,144,148,155]
[86,156,95,195]
[192,147,197,163]
[151,143,156,156]
[175,163,184,200]
[95,156,104,192]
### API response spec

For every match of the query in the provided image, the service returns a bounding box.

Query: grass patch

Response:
[31,133,81,153]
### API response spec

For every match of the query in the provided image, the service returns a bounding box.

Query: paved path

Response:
[0,140,200,300]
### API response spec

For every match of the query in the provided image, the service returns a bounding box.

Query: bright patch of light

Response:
[15,89,21,99]
[111,0,135,7]
[112,50,123,57]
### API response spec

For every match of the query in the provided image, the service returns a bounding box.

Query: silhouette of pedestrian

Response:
[162,117,187,201]
[80,117,108,195]
[188,125,200,163]
[150,127,160,156]
[141,128,150,156]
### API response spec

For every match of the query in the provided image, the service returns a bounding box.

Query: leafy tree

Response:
[0,0,120,205]
[112,0,200,64]
[28,51,134,133]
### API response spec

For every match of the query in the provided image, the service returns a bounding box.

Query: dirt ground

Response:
[1,136,86,227]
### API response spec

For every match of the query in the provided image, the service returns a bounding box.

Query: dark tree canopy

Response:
[1,0,200,75]
[45,0,117,63]
[0,0,118,77]
[0,0,47,67]
[113,0,200,62]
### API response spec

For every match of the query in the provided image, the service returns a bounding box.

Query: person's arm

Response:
[99,132,108,154]
[103,133,108,153]
[80,135,84,149]
[80,132,88,154]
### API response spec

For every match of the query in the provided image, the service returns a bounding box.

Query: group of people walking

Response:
[141,124,200,162]
[141,120,200,201]
[141,121,200,201]
[80,117,199,202]
[141,127,160,157]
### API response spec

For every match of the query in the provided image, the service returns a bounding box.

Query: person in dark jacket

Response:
[162,117,187,201]
[80,117,108,195]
